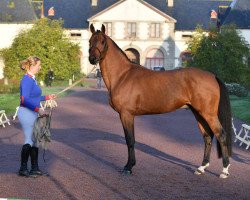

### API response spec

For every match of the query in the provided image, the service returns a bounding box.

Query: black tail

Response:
[216,77,232,158]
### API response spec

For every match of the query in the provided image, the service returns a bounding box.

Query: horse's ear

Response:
[90,24,95,34]
[101,24,105,34]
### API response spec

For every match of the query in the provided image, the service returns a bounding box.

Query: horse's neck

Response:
[100,37,131,91]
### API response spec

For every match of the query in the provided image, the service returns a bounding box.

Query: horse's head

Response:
[89,24,108,65]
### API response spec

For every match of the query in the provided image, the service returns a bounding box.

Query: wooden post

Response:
[4,78,8,85]
[69,79,72,86]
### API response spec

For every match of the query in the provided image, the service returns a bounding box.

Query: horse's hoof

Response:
[219,172,229,179]
[194,169,204,175]
[121,169,132,176]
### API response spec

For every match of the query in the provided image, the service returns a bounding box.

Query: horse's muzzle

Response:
[89,55,98,65]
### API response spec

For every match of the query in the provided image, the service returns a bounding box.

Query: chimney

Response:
[91,0,98,6]
[167,0,173,7]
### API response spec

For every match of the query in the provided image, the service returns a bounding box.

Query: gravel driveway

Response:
[0,85,249,200]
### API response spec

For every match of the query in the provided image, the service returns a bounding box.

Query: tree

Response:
[186,25,250,86]
[0,18,81,83]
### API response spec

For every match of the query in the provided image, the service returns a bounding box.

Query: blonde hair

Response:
[19,56,40,71]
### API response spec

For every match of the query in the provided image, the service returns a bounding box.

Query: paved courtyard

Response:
[0,85,249,200]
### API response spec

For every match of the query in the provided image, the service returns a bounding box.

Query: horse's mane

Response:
[104,33,131,62]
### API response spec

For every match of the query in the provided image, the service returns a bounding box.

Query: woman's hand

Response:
[48,94,57,100]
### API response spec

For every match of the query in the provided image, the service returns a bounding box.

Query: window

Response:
[182,34,192,39]
[127,22,137,38]
[145,49,164,69]
[70,33,82,37]
[150,23,160,38]
[103,22,112,37]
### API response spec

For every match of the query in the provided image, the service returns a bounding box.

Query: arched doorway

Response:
[145,48,164,69]
[125,48,140,64]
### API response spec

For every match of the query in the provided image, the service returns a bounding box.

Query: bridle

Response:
[89,32,108,63]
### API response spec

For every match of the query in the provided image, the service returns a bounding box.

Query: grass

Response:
[230,92,250,123]
[0,93,19,114]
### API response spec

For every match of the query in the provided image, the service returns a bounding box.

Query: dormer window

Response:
[210,10,217,19]
[48,7,55,16]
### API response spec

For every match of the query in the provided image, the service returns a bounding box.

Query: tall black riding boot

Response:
[30,146,43,176]
[19,144,31,177]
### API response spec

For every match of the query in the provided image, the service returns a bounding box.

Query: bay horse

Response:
[88,24,232,178]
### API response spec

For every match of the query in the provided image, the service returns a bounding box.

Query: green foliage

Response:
[0,93,19,114]
[0,84,19,94]
[187,25,206,55]
[0,79,19,94]
[0,18,81,83]
[226,83,248,97]
[8,1,15,8]
[187,25,250,86]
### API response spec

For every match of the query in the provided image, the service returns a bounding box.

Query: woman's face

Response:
[30,60,41,75]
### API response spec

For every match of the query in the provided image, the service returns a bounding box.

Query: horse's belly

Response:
[133,97,186,115]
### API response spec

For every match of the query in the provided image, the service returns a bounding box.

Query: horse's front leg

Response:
[120,111,135,175]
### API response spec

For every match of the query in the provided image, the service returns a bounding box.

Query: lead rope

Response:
[56,65,97,95]
[41,65,97,162]
[42,107,53,163]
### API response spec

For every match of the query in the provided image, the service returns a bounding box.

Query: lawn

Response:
[230,92,250,123]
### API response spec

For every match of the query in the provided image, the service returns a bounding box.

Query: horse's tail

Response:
[216,77,232,158]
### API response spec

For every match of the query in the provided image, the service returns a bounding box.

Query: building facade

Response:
[2,0,246,78]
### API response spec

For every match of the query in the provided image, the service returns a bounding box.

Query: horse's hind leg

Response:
[119,111,136,175]
[190,107,213,175]
[194,122,213,174]
[202,115,230,178]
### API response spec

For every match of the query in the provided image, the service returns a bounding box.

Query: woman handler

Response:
[18,56,56,177]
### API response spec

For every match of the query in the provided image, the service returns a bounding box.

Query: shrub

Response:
[187,25,250,85]
[0,18,81,82]
[226,83,248,97]
[0,84,19,94]
[0,78,19,94]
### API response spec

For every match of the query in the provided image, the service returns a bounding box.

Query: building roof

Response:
[44,0,233,30]
[0,0,37,23]
[223,0,250,29]
[44,0,119,29]
[157,0,232,30]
